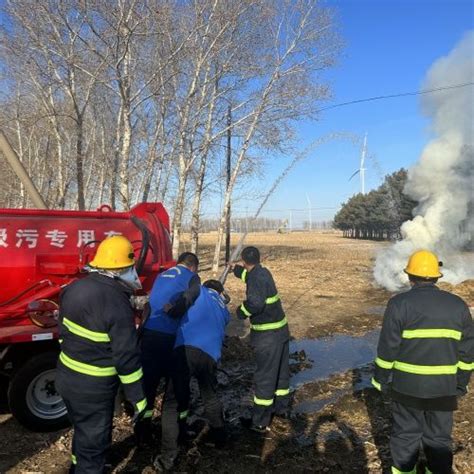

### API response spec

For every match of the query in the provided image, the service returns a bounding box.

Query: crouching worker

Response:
[56,236,146,473]
[233,246,290,433]
[155,280,230,471]
[372,250,473,474]
[138,252,200,444]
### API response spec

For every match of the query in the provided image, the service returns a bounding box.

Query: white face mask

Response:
[118,266,142,290]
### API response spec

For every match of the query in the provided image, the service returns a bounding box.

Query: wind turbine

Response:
[306,193,312,231]
[349,133,367,194]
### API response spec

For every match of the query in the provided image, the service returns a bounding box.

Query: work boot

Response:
[178,419,197,445]
[273,410,290,420]
[134,420,153,446]
[205,426,228,449]
[153,453,177,472]
[240,416,270,434]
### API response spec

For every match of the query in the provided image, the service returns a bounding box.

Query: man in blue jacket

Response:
[154,279,230,471]
[138,252,200,442]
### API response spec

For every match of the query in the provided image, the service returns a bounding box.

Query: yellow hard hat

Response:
[404,250,443,279]
[89,235,135,269]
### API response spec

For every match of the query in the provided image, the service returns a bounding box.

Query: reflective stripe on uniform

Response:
[275,388,290,396]
[254,396,274,406]
[63,317,110,343]
[179,410,189,419]
[143,409,153,419]
[71,454,77,465]
[393,361,458,375]
[402,329,462,340]
[371,378,381,391]
[59,352,117,377]
[136,398,147,413]
[376,357,462,375]
[240,303,252,317]
[391,467,416,474]
[375,357,394,369]
[251,316,288,331]
[119,368,143,384]
[265,294,280,304]
[458,360,474,371]
[241,269,247,283]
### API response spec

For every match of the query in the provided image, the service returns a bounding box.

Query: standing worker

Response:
[372,250,473,474]
[138,252,200,442]
[56,236,146,473]
[155,279,231,470]
[233,246,290,432]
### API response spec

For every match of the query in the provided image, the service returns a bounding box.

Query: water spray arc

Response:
[219,132,360,283]
[349,133,367,194]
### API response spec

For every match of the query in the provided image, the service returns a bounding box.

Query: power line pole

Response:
[360,133,367,194]
[306,194,312,231]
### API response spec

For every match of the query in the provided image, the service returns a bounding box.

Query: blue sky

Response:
[230,0,473,224]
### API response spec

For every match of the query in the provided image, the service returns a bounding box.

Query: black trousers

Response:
[173,346,224,428]
[250,328,290,427]
[140,329,176,419]
[391,401,453,473]
[56,367,118,474]
[161,346,224,458]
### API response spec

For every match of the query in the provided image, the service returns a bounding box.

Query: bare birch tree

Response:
[0,0,340,266]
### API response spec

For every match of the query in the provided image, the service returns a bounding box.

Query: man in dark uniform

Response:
[372,250,473,474]
[138,252,200,443]
[56,235,146,473]
[155,279,230,471]
[233,246,290,432]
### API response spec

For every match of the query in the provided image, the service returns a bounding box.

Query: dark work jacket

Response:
[234,264,289,339]
[373,283,473,407]
[57,273,144,407]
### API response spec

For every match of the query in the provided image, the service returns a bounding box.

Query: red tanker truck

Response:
[0,202,173,431]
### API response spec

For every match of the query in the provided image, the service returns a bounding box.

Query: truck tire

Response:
[8,351,70,432]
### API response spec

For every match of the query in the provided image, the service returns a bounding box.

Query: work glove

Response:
[221,290,231,305]
[132,406,146,424]
[372,377,391,396]
[123,400,146,424]
[456,385,468,397]
[233,264,245,279]
[380,382,391,395]
[236,306,248,320]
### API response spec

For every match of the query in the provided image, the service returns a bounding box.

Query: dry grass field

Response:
[1,231,472,473]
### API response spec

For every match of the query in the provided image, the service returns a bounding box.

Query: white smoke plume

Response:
[374,32,474,291]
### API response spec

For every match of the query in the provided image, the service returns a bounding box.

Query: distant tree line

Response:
[333,169,417,240]
[189,217,284,234]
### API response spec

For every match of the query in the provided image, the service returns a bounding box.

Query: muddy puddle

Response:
[290,329,380,387]
[290,330,380,414]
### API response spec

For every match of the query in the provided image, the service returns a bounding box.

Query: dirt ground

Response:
[1,231,472,473]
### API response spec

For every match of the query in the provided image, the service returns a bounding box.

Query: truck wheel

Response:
[8,351,70,432]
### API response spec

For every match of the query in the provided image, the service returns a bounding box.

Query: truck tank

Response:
[0,202,173,431]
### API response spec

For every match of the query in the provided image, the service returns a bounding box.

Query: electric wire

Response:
[317,82,474,113]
